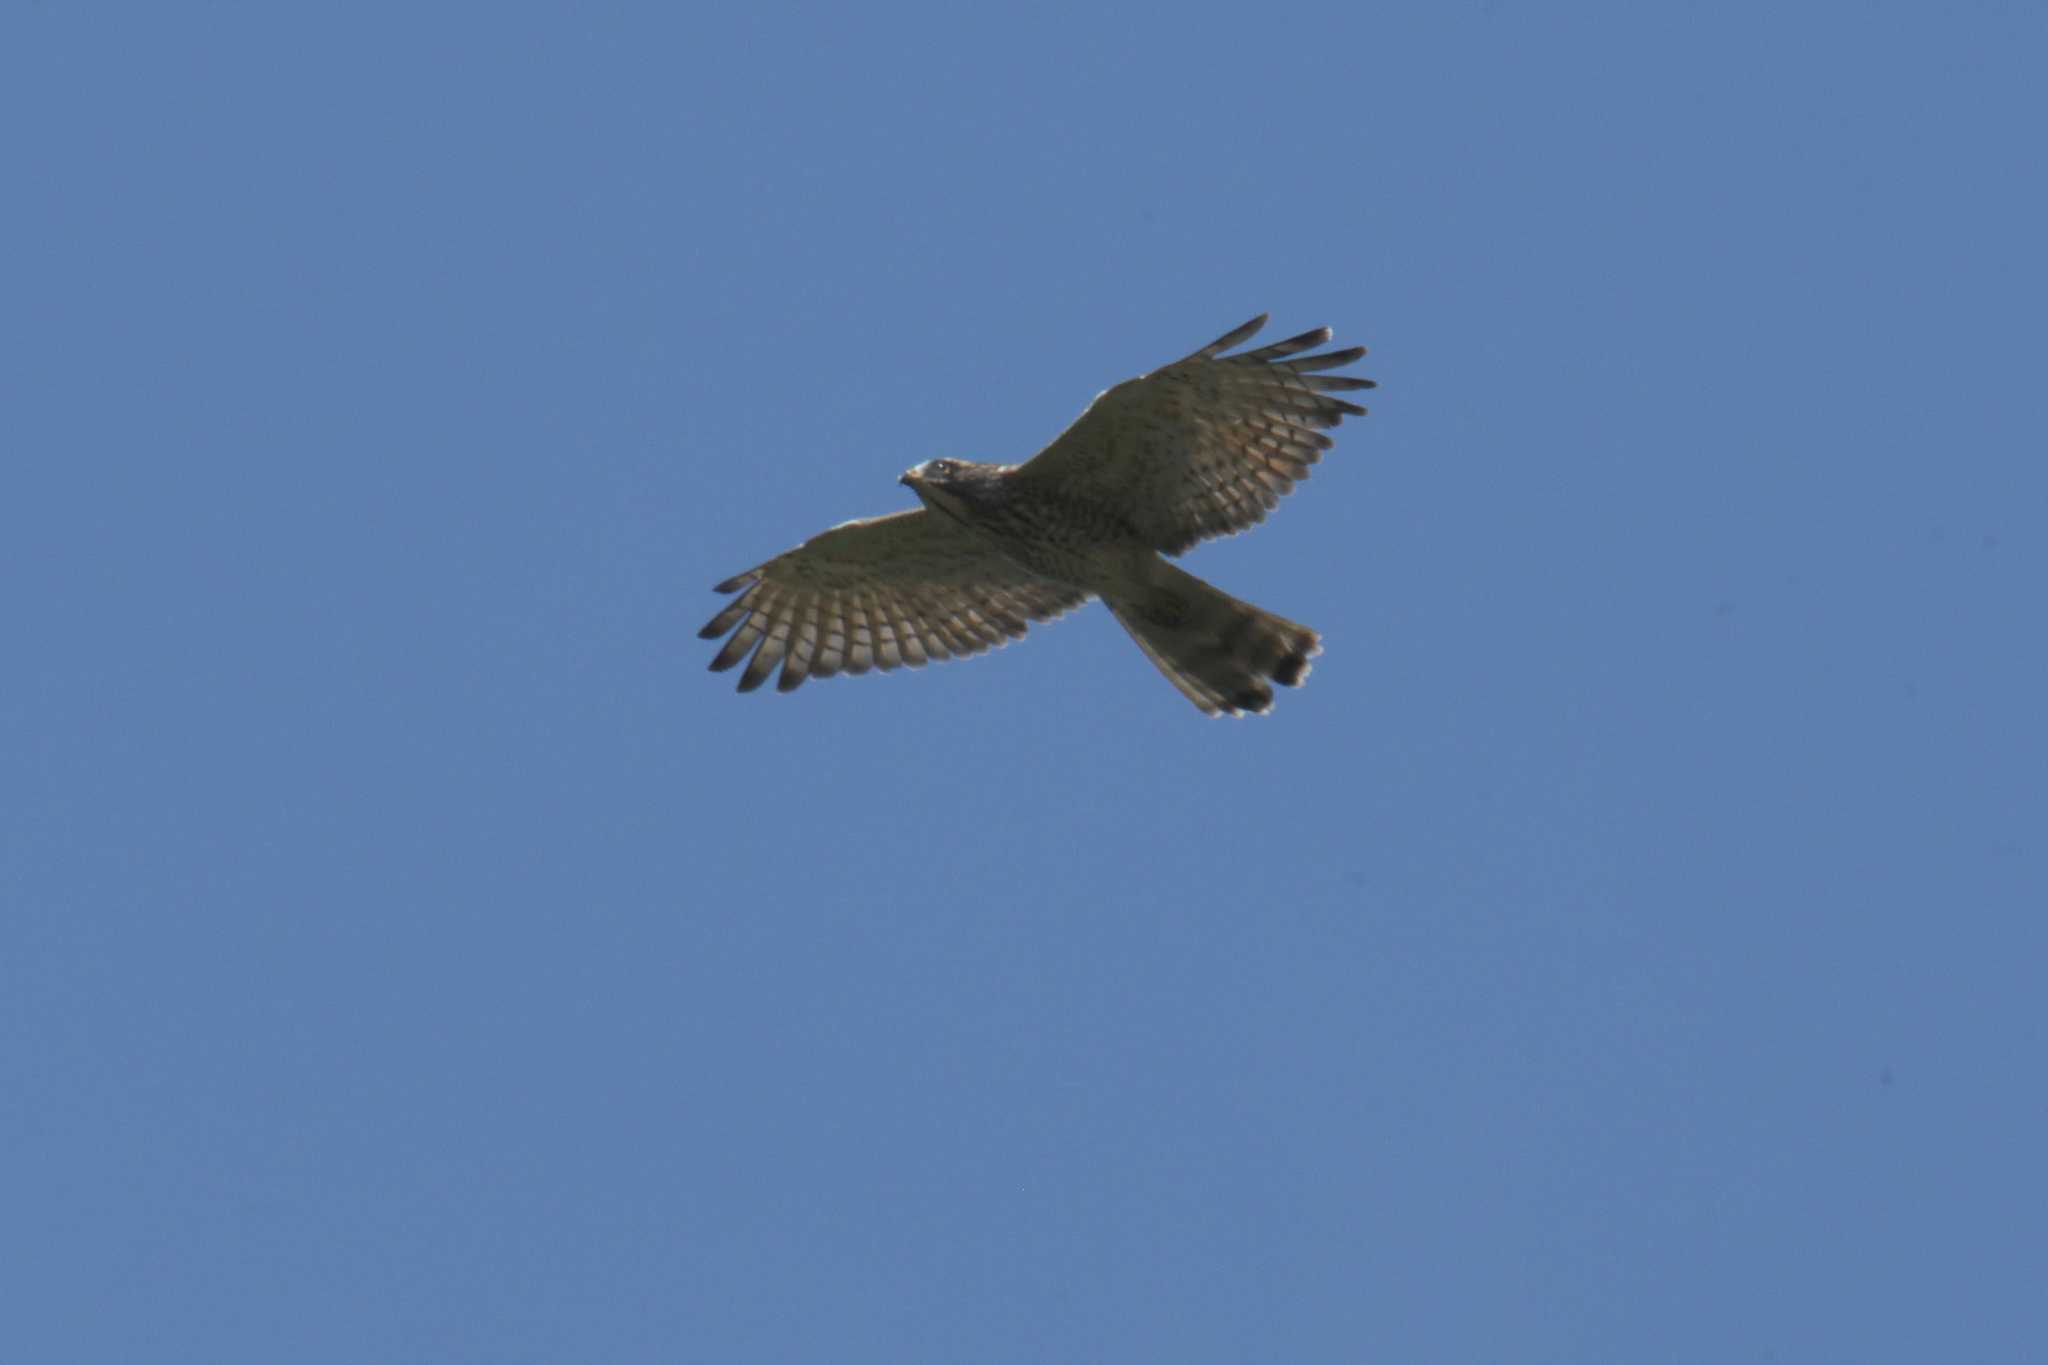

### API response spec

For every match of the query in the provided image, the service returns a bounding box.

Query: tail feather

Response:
[1105,560,1320,717]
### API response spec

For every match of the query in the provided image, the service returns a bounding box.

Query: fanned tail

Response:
[1104,559,1320,717]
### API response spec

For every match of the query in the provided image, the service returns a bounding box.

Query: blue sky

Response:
[6,3,2044,1360]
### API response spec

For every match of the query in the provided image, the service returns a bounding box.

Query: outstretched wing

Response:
[700,509,1088,693]
[1013,315,1374,555]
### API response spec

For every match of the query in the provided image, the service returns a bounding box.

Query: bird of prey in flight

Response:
[699,315,1374,716]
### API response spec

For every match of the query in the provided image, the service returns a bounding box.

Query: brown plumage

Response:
[699,315,1374,715]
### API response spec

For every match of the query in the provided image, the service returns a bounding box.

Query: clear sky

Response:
[6,3,2044,1361]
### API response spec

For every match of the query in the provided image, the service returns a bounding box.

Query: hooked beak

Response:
[898,470,919,488]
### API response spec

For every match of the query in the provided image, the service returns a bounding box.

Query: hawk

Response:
[699,315,1374,716]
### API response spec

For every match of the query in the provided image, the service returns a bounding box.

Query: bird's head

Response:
[900,458,1006,523]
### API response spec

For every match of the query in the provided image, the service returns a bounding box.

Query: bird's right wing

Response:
[1012,315,1374,555]
[700,508,1088,693]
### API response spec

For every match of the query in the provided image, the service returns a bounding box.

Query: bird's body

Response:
[901,460,1143,589]
[699,315,1374,716]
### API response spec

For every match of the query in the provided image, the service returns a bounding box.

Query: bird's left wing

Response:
[700,508,1088,693]
[1012,315,1374,555]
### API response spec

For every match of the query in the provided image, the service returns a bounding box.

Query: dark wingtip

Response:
[1280,326,1333,349]
[1201,314,1269,358]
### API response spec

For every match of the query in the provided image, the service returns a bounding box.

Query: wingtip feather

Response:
[1200,314,1269,358]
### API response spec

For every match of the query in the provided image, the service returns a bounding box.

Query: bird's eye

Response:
[929,459,954,477]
